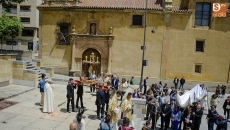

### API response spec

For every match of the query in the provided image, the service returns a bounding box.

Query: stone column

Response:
[70,34,77,76]
[107,40,112,75]
[71,35,76,71]
[160,13,171,79]
[75,58,82,77]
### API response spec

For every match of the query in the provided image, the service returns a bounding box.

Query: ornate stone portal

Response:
[69,20,114,77]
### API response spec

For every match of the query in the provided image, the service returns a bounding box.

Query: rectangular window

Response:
[196,40,205,52]
[2,5,17,14]
[195,65,202,73]
[6,41,17,45]
[20,6,31,12]
[195,3,211,26]
[58,23,69,44]
[20,17,30,23]
[132,15,143,26]
[22,29,34,37]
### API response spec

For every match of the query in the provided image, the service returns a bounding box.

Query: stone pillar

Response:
[107,41,112,75]
[71,42,76,71]
[160,12,171,79]
[75,58,82,77]
[70,33,77,77]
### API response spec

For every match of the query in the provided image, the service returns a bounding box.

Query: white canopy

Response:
[177,84,207,107]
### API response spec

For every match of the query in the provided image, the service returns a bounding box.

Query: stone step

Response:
[26,66,35,69]
[26,63,33,66]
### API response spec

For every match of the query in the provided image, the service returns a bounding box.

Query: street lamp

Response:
[139,0,155,90]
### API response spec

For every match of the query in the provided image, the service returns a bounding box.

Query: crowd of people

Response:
[78,74,229,130]
[39,73,229,130]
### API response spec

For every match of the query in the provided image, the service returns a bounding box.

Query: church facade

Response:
[37,0,230,83]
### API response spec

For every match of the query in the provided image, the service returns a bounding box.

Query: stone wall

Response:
[12,61,39,87]
[39,2,230,83]
[0,55,15,86]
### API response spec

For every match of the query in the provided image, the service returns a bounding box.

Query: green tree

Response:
[4,16,23,50]
[1,0,25,12]
[0,14,9,52]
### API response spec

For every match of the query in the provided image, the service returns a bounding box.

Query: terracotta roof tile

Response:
[172,6,192,13]
[38,0,192,12]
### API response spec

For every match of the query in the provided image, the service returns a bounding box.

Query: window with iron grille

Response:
[132,15,143,26]
[196,40,205,52]
[22,29,34,37]
[195,2,211,26]
[20,6,31,12]
[20,17,30,23]
[195,65,202,73]
[6,40,17,45]
[57,22,70,45]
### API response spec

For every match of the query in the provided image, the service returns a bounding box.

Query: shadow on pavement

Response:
[34,102,40,106]
[39,108,43,112]
[88,115,98,120]
[60,108,67,113]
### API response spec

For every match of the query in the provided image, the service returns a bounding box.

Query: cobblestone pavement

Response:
[0,84,229,130]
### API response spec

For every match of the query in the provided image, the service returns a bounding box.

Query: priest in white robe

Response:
[43,80,55,113]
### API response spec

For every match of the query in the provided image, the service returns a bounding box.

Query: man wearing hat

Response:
[206,105,219,130]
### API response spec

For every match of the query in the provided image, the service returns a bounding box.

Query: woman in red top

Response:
[223,96,230,119]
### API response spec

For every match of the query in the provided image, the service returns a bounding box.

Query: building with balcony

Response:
[0,0,42,53]
[37,0,230,84]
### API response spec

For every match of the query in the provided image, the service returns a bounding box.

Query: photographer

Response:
[206,105,219,130]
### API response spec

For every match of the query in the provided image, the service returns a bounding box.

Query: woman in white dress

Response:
[43,80,55,114]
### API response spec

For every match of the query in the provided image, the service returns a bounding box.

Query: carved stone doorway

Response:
[82,48,101,77]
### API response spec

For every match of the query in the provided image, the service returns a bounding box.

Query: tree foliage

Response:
[0,13,23,50]
[4,15,23,38]
[1,0,25,12]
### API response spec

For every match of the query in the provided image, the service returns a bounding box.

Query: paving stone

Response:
[0,112,18,123]
[27,118,61,130]
[5,115,38,127]
[0,83,230,130]
[0,123,24,130]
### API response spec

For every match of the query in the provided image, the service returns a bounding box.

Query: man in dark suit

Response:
[161,100,171,130]
[67,78,76,113]
[96,85,105,120]
[151,102,161,130]
[206,105,218,130]
[173,77,179,90]
[143,77,148,95]
[145,94,156,120]
[76,80,85,109]
[179,77,185,91]
[194,104,203,130]
[111,75,119,90]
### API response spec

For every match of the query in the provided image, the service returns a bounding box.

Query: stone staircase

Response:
[25,61,49,87]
